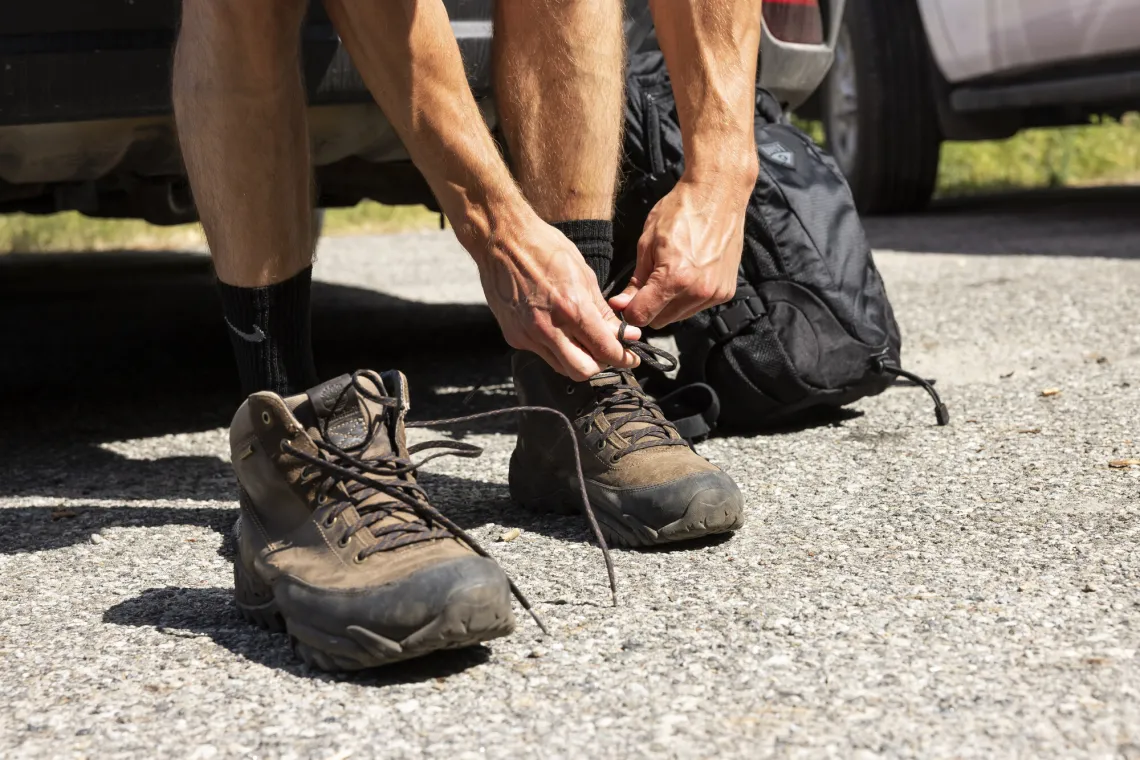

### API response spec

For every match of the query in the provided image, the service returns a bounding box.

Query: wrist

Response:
[450,186,534,264]
[682,147,759,193]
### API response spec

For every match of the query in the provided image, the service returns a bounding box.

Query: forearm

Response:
[324,0,530,258]
[648,0,762,187]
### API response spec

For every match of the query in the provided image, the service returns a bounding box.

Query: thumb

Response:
[608,291,634,311]
[609,242,654,311]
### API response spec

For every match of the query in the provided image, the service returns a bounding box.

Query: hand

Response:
[609,171,753,329]
[475,215,641,381]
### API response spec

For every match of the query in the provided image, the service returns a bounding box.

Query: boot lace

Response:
[280,370,622,635]
[584,316,690,460]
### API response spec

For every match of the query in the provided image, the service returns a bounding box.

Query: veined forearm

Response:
[648,0,762,184]
[324,0,529,257]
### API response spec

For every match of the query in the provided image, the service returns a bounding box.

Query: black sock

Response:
[216,266,319,398]
[552,219,613,289]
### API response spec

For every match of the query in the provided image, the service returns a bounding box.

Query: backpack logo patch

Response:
[760,141,795,168]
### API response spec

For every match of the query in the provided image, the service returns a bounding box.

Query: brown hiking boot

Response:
[230,370,515,671]
[509,352,744,548]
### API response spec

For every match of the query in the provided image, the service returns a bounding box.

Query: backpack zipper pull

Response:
[873,357,950,426]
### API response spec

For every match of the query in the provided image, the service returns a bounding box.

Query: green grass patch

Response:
[321,203,440,236]
[2,113,1138,253]
[0,213,204,254]
[936,113,1140,196]
[793,112,1140,198]
[0,202,440,254]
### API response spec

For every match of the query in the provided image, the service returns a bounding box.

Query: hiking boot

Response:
[229,370,515,671]
[509,352,744,548]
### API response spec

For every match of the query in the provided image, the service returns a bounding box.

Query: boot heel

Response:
[233,490,286,632]
[233,557,285,633]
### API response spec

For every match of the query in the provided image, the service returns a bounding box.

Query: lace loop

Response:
[617,313,678,373]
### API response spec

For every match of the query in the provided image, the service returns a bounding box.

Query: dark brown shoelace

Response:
[580,313,689,459]
[280,370,625,635]
[581,373,691,459]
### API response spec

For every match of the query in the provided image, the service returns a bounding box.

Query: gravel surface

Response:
[2,191,1139,758]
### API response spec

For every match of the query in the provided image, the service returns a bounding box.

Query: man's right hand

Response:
[473,215,641,381]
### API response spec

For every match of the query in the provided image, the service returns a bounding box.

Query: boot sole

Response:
[509,454,743,549]
[233,561,515,672]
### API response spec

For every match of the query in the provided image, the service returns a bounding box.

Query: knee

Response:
[179,0,308,49]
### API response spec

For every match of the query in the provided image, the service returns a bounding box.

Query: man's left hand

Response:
[609,169,755,329]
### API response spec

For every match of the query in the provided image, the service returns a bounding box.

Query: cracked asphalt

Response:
[1,186,1138,759]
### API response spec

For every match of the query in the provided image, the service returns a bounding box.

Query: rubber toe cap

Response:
[276,555,512,641]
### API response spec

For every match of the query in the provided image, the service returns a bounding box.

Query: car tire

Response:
[821,0,942,214]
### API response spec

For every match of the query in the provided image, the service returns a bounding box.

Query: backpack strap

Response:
[872,355,951,426]
[655,382,721,443]
[710,285,767,341]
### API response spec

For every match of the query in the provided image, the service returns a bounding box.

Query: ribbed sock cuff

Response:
[217,266,319,398]
[551,219,614,289]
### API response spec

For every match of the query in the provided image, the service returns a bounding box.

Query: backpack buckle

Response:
[711,294,766,340]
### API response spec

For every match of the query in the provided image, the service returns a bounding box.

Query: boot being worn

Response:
[230,370,516,671]
[509,352,744,548]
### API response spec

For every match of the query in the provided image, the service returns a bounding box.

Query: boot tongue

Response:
[589,370,671,438]
[304,373,394,458]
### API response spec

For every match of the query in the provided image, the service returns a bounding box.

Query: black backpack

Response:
[614,51,948,438]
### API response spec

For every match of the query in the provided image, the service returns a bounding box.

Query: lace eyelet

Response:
[581,421,591,434]
[318,494,330,505]
[337,535,350,548]
[260,411,272,426]
[353,552,366,564]
[610,453,621,464]
[565,384,576,395]
[323,514,335,528]
[596,439,606,450]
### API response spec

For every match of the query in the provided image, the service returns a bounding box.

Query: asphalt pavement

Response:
[1,187,1138,759]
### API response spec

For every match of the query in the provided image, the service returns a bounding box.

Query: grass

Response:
[935,113,1140,196]
[2,114,1138,254]
[794,112,1140,198]
[0,202,439,254]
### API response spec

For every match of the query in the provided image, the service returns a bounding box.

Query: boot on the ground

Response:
[230,370,515,671]
[509,352,744,548]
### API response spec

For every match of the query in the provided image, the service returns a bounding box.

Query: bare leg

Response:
[174,0,318,397]
[493,0,625,223]
[173,0,312,287]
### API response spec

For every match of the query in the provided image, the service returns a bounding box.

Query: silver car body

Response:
[919,0,1140,83]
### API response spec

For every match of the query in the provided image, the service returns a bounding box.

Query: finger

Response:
[512,335,571,379]
[605,315,642,343]
[580,319,641,369]
[649,283,716,327]
[623,276,677,328]
[572,306,637,370]
[649,297,707,330]
[607,291,634,311]
[601,310,642,368]
[531,342,572,379]
[613,234,656,305]
[548,333,605,382]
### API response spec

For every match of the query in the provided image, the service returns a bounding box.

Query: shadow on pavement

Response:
[0,247,518,489]
[0,469,597,555]
[0,504,236,555]
[0,248,511,440]
[863,185,1140,258]
[103,586,494,684]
